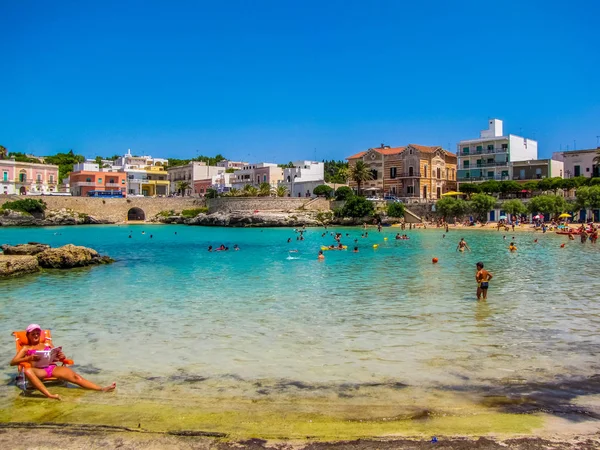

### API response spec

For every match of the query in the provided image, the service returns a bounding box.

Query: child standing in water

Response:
[475,262,493,300]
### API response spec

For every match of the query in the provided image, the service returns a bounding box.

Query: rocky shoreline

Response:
[0,208,112,227]
[0,243,114,278]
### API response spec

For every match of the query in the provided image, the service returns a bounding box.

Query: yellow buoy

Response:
[373,244,379,248]
[384,237,388,241]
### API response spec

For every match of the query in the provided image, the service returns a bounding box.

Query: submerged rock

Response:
[0,255,40,277]
[36,244,114,269]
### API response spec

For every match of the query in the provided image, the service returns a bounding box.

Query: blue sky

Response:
[1,0,598,162]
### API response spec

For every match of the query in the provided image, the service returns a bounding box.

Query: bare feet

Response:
[101,382,116,392]
[47,394,61,401]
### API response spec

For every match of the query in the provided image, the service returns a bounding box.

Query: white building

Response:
[167,161,225,195]
[457,119,538,184]
[230,163,284,189]
[109,149,170,196]
[216,160,248,170]
[279,161,325,197]
[552,148,600,178]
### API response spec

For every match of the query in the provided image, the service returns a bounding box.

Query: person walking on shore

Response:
[475,262,493,300]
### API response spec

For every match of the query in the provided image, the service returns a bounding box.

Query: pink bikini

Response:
[26,346,56,378]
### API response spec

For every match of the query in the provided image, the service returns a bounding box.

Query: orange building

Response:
[69,163,127,197]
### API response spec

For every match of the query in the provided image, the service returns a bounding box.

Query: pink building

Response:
[0,160,59,195]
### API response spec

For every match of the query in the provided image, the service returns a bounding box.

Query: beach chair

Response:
[12,329,74,392]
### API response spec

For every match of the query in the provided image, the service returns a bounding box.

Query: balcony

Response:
[105,182,122,187]
[461,147,508,156]
[71,181,97,187]
[469,162,509,168]
[398,172,422,178]
[457,175,510,182]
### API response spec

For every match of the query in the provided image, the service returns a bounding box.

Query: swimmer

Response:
[128,235,132,239]
[508,242,517,252]
[233,244,239,251]
[142,231,145,235]
[287,238,291,243]
[318,250,325,260]
[353,246,359,253]
[475,262,493,300]
[354,239,358,243]
[150,235,153,239]
[395,233,401,240]
[208,246,213,252]
[442,234,446,239]
[456,238,471,252]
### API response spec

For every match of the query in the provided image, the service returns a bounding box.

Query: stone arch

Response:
[127,207,145,221]
[19,186,27,195]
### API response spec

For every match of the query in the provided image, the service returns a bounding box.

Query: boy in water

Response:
[475,262,493,300]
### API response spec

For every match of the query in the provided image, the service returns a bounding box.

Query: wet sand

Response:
[1,426,600,449]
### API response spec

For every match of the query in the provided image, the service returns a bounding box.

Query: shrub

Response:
[334,186,354,201]
[435,197,469,219]
[502,199,527,216]
[1,199,47,215]
[157,210,176,218]
[386,202,405,218]
[181,207,208,218]
[316,211,334,223]
[313,184,334,198]
[341,196,375,218]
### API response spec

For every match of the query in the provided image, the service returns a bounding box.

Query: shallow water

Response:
[1,225,599,434]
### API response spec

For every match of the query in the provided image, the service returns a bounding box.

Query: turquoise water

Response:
[1,225,599,400]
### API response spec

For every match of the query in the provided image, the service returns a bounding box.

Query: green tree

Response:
[205,188,219,199]
[469,193,497,221]
[458,183,481,198]
[258,182,272,197]
[479,180,501,194]
[324,160,349,184]
[537,177,553,193]
[313,184,334,198]
[560,178,578,193]
[275,185,288,197]
[278,161,295,169]
[527,194,567,216]
[386,202,405,218]
[1,199,47,214]
[242,184,258,197]
[348,161,373,195]
[176,181,191,196]
[0,145,7,159]
[335,186,354,201]
[502,199,527,216]
[588,178,600,186]
[522,181,540,193]
[341,196,375,218]
[498,180,521,196]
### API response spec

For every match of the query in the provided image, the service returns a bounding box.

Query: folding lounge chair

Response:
[12,329,74,391]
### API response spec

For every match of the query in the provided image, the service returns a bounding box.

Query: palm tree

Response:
[225,188,240,197]
[258,182,272,197]
[275,185,288,197]
[349,160,373,196]
[176,180,191,196]
[0,145,7,160]
[242,184,259,197]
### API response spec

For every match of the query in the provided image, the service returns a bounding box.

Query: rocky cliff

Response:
[0,208,112,227]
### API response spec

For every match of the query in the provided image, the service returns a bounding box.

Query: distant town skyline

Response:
[1,1,598,162]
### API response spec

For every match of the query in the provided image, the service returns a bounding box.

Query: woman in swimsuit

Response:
[10,324,116,400]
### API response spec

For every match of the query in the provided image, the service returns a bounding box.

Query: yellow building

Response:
[142,166,170,196]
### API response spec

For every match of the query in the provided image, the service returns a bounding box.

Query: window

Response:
[423,165,427,178]
[586,167,590,173]
[423,186,427,198]
[487,159,494,164]
[407,186,414,194]
[98,178,102,183]
[463,161,469,168]
[371,169,378,179]
[502,144,508,150]
[287,176,291,182]
[487,144,494,151]
[487,171,494,178]
[408,167,414,176]
[452,169,455,180]
[121,179,125,184]
[520,169,525,179]
[37,174,42,182]
[476,145,483,153]
[446,168,449,180]
[263,175,267,182]
[19,173,26,182]
[2,172,7,181]
[437,168,441,179]
[462,147,469,155]
[257,176,260,183]
[49,175,54,183]
[574,165,581,176]
[86,178,92,182]
[390,167,397,179]
[501,170,509,178]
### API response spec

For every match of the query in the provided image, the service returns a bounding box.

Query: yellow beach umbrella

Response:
[441,191,465,197]
[558,213,572,218]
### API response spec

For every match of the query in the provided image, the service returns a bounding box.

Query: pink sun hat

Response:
[26,324,42,333]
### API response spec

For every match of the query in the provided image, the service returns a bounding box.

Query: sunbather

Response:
[10,324,116,400]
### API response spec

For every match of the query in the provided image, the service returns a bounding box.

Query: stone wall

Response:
[0,196,205,223]
[206,197,330,213]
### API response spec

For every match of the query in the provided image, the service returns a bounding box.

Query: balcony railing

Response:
[461,147,508,156]
[71,181,97,187]
[513,175,544,181]
[457,175,510,182]
[398,172,422,178]
[105,182,122,187]
[463,162,508,169]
